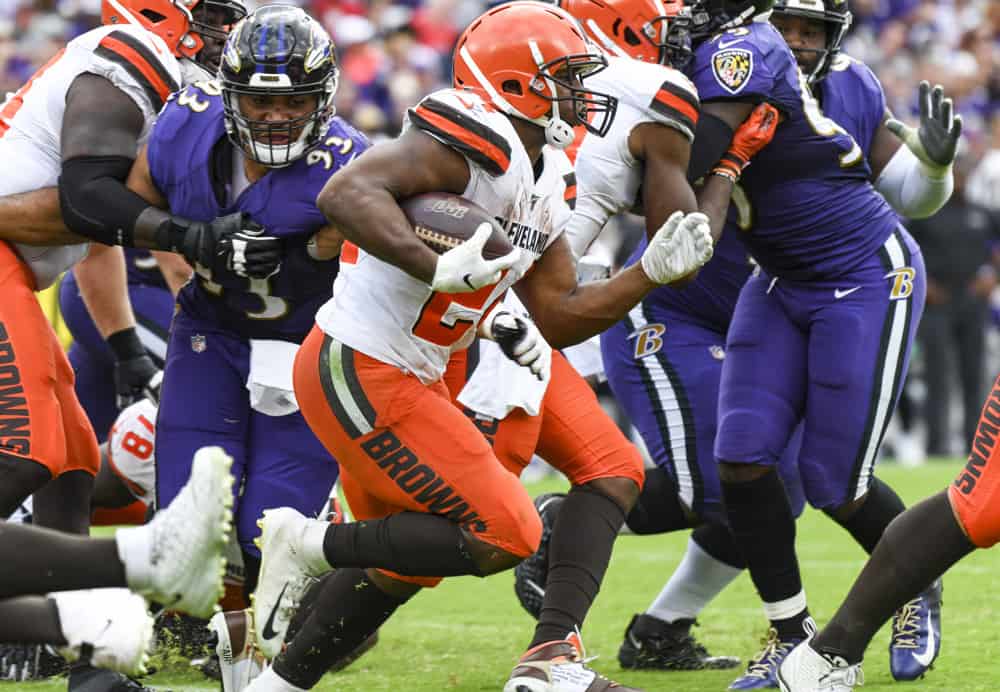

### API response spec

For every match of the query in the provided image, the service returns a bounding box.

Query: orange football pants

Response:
[949,373,1000,548]
[0,241,99,477]
[443,345,644,488]
[294,327,542,587]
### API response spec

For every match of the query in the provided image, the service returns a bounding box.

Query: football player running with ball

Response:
[244,2,727,690]
[664,0,960,687]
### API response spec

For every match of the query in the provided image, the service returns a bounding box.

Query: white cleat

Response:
[252,508,329,660]
[210,609,267,692]
[116,446,235,618]
[777,640,864,692]
[50,589,154,676]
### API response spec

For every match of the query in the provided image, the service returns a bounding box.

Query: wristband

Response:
[107,327,146,362]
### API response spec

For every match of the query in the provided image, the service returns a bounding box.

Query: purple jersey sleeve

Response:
[146,83,217,193]
[819,56,888,160]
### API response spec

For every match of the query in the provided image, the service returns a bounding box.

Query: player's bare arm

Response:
[73,244,137,338]
[515,234,661,349]
[629,122,698,234]
[316,127,470,284]
[0,189,83,245]
[150,251,192,297]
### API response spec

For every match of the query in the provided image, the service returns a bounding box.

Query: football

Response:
[400,192,513,260]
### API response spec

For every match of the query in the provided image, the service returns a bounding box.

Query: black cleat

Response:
[513,493,566,619]
[67,664,154,692]
[618,614,740,671]
[0,643,66,681]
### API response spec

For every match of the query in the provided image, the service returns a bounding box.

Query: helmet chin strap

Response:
[528,41,574,150]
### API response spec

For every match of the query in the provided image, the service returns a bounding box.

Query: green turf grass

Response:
[7,460,999,691]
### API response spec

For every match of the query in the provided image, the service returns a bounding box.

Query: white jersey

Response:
[0,25,182,289]
[565,56,699,257]
[107,399,158,505]
[317,89,558,384]
[456,145,575,418]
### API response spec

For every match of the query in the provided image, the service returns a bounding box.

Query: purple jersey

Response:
[125,248,168,290]
[818,54,888,168]
[685,23,898,280]
[147,81,369,341]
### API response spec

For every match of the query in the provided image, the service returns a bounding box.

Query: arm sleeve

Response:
[875,144,953,220]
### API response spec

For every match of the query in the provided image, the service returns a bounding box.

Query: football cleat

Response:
[729,627,809,690]
[251,508,330,660]
[50,589,154,676]
[777,640,863,692]
[116,446,235,619]
[889,579,942,681]
[0,643,66,681]
[618,614,740,671]
[505,632,644,692]
[66,666,155,692]
[514,493,566,619]
[209,609,267,692]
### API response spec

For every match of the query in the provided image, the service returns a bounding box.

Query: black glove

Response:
[886,81,963,170]
[158,213,283,279]
[107,328,161,409]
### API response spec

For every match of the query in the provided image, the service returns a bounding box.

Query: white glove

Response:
[640,211,714,284]
[479,307,552,381]
[431,223,523,293]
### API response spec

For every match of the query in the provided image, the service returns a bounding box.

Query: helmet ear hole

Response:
[502,79,523,96]
[623,27,641,45]
[140,9,167,22]
[611,18,622,35]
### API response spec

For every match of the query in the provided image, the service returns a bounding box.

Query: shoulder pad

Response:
[87,25,182,114]
[407,89,514,176]
[613,59,699,141]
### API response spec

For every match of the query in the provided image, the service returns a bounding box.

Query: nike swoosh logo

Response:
[717,38,745,49]
[462,273,476,290]
[912,609,937,667]
[260,582,289,641]
[834,286,861,299]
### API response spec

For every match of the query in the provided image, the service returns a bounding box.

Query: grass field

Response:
[7,460,1000,691]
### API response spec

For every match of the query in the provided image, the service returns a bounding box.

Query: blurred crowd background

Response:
[3,0,1000,460]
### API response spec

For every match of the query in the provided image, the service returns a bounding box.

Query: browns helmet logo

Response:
[711,48,754,94]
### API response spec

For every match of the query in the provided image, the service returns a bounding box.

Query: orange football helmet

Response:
[452,1,617,149]
[101,0,245,70]
[559,0,688,65]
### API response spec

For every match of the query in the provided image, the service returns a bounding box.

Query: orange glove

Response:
[712,102,781,182]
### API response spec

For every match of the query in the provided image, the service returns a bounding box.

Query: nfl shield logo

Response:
[191,334,207,353]
[711,48,754,94]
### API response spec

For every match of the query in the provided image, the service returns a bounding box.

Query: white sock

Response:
[115,525,153,593]
[646,537,742,623]
[762,590,808,622]
[247,666,309,692]
[301,518,334,573]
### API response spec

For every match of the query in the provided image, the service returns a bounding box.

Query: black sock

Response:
[691,521,746,569]
[241,551,261,603]
[322,512,481,577]
[721,468,808,639]
[274,568,406,688]
[0,596,65,644]
[813,490,974,664]
[827,477,906,554]
[531,485,626,647]
[0,523,125,595]
[624,468,693,534]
